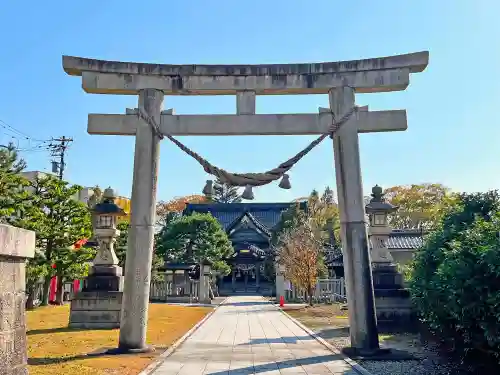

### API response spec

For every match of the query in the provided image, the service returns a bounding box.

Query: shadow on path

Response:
[221,301,271,307]
[239,335,315,345]
[315,327,350,340]
[27,327,114,336]
[205,354,344,374]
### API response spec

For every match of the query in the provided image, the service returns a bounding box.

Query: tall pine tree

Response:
[212,177,242,203]
[0,142,29,223]
[15,176,92,305]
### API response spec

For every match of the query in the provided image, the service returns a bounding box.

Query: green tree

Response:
[384,183,458,229]
[52,247,96,304]
[212,177,242,203]
[272,190,331,300]
[87,185,103,233]
[0,142,29,223]
[156,212,233,276]
[117,221,164,282]
[14,176,92,305]
[410,191,500,359]
[25,251,49,309]
[277,219,326,305]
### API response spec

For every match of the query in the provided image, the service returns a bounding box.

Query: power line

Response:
[49,136,73,180]
[0,118,51,144]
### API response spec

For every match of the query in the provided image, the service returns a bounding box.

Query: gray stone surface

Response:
[69,291,123,329]
[0,224,35,375]
[88,110,407,137]
[119,88,164,351]
[330,87,379,351]
[151,296,358,375]
[63,51,429,95]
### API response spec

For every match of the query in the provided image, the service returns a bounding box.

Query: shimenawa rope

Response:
[137,106,358,187]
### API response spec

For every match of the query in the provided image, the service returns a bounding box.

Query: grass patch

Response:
[287,304,423,353]
[27,303,212,375]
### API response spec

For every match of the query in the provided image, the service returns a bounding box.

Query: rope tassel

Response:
[241,185,254,200]
[278,174,291,189]
[202,180,214,196]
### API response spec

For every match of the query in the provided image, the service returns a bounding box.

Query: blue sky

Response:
[1,1,499,202]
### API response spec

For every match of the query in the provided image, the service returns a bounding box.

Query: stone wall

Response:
[0,224,35,375]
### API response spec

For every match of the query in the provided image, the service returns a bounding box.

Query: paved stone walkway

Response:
[152,296,359,375]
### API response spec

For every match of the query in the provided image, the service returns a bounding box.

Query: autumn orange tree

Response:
[277,211,326,306]
[156,195,206,227]
[384,183,458,230]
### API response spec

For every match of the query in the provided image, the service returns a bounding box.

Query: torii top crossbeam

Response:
[62,51,428,95]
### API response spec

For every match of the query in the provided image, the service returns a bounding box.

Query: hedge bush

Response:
[410,191,500,359]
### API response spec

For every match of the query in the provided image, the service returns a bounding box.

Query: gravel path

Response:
[313,327,470,375]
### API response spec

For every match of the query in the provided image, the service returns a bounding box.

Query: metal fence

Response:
[285,278,347,303]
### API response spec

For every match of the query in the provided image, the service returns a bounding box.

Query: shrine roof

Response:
[387,229,426,249]
[325,229,426,266]
[185,202,302,231]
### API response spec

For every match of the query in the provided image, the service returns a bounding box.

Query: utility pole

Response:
[49,136,73,180]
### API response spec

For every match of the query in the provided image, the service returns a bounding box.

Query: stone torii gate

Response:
[63,51,428,354]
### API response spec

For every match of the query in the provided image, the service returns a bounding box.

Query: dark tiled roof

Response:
[324,229,425,266]
[225,211,272,237]
[164,262,196,270]
[184,203,301,231]
[387,229,425,250]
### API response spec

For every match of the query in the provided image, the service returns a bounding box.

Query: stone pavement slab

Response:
[151,296,359,375]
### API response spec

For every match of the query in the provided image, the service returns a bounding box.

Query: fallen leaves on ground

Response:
[27,303,212,375]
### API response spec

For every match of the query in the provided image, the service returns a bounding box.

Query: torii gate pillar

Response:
[119,89,163,351]
[330,87,379,352]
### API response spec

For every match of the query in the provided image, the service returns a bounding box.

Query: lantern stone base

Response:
[85,265,124,292]
[372,264,414,326]
[69,291,123,329]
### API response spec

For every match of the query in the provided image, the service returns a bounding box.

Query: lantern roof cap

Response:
[103,187,117,199]
[365,184,398,214]
[92,187,126,216]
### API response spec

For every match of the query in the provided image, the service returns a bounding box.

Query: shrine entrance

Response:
[63,51,428,354]
[228,264,261,293]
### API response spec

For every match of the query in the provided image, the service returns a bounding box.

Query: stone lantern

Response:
[69,187,126,328]
[365,185,412,325]
[365,185,398,268]
[86,187,125,289]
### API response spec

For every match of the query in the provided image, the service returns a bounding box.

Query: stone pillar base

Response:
[372,264,414,325]
[375,289,414,325]
[84,275,124,292]
[69,291,122,329]
[0,224,35,375]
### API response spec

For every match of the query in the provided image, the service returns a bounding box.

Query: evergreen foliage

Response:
[410,191,500,359]
[155,212,233,276]
[212,177,242,203]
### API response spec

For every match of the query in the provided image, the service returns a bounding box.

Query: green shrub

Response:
[410,191,500,359]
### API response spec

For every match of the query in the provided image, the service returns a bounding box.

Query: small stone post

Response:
[120,89,164,352]
[231,269,236,291]
[365,185,412,324]
[255,265,260,290]
[0,224,35,375]
[275,262,285,302]
[198,261,211,304]
[69,187,125,329]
